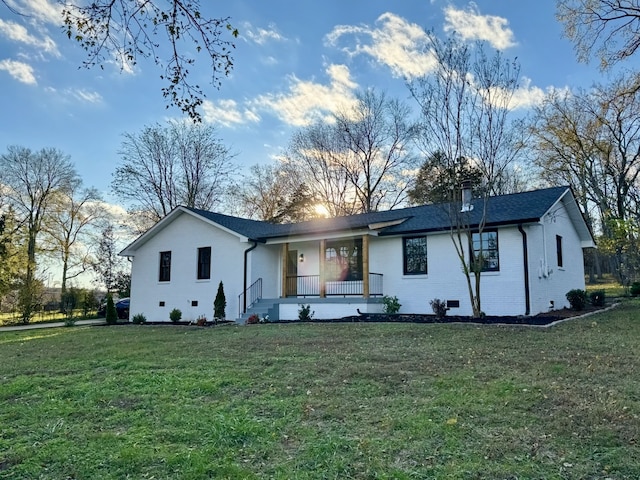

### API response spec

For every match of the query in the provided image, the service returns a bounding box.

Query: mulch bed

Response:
[103,305,611,327]
[317,304,610,326]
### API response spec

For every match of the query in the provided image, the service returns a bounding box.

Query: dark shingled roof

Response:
[185,185,571,241]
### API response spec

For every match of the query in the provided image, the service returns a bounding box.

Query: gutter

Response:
[518,224,531,316]
[243,240,259,313]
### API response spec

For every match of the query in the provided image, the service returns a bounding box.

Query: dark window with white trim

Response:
[159,251,172,282]
[556,235,563,268]
[197,246,212,280]
[403,236,428,275]
[471,231,499,272]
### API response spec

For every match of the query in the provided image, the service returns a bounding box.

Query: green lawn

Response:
[1,301,639,479]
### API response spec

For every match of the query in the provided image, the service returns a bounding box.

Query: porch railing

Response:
[286,273,383,297]
[238,277,262,315]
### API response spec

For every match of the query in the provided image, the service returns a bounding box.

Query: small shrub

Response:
[246,313,260,324]
[132,313,147,324]
[430,298,448,319]
[630,282,640,296]
[298,304,314,321]
[566,289,588,311]
[214,281,226,320]
[589,290,606,307]
[382,295,401,314]
[169,308,182,323]
[105,294,118,325]
[64,317,77,327]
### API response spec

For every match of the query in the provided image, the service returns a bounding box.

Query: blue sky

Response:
[0,0,627,210]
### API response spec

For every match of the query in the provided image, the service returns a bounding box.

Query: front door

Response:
[286,249,298,296]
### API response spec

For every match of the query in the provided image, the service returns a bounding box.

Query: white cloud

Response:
[242,22,286,44]
[4,0,61,24]
[69,88,103,104]
[325,12,437,79]
[251,64,359,126]
[443,3,516,50]
[0,59,37,84]
[0,19,60,57]
[202,99,260,127]
[475,76,556,110]
[43,86,104,105]
[507,78,548,109]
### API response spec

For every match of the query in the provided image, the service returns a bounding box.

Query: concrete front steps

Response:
[238,298,279,323]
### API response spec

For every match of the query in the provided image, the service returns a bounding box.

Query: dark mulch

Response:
[319,304,609,326]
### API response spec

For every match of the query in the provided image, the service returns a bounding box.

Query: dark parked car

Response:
[97,298,130,320]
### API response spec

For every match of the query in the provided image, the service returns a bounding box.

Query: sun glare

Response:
[314,203,330,218]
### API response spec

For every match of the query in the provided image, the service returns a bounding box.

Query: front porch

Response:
[238,296,385,323]
[284,273,384,297]
[238,273,384,321]
[238,233,386,321]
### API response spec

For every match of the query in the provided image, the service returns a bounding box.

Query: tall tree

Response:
[234,163,320,223]
[0,209,26,309]
[113,120,235,232]
[0,146,78,322]
[408,151,486,205]
[284,89,417,216]
[283,124,358,218]
[1,1,238,121]
[234,164,288,221]
[557,0,640,70]
[41,181,105,303]
[530,76,640,282]
[408,34,525,318]
[92,223,125,293]
[334,89,418,213]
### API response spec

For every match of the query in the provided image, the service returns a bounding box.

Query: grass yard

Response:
[1,301,639,479]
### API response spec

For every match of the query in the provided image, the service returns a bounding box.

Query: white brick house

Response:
[119,186,595,322]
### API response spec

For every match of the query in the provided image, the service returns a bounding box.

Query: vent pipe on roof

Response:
[461,180,474,212]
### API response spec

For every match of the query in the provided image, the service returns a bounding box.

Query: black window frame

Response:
[556,235,563,268]
[470,230,500,272]
[197,246,212,280]
[403,236,428,275]
[159,251,172,282]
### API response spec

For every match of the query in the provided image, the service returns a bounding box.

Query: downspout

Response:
[518,224,531,316]
[243,240,259,314]
[540,216,549,278]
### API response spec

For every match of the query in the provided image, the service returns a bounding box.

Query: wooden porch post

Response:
[319,239,326,298]
[363,235,370,298]
[281,243,288,298]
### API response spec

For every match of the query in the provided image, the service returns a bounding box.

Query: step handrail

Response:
[238,278,262,315]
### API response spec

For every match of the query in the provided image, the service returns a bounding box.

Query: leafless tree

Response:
[0,0,238,121]
[557,0,640,70]
[334,89,418,213]
[41,181,105,302]
[530,76,640,283]
[283,124,359,218]
[234,164,287,221]
[113,120,235,232]
[408,34,525,317]
[0,146,79,322]
[284,89,417,216]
